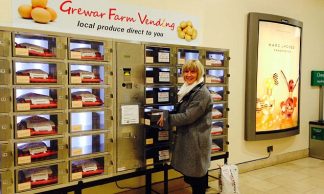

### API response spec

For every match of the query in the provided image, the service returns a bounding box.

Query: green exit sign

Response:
[311,71,324,86]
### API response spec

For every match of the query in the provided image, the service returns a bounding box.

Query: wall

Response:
[1,0,324,190]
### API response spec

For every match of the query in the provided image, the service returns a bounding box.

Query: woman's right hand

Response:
[157,114,164,127]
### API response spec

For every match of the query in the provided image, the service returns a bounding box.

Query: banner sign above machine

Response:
[12,0,201,46]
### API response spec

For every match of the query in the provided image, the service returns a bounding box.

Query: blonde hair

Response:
[182,60,205,80]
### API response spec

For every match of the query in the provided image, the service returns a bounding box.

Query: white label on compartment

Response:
[146,98,154,104]
[177,77,184,83]
[178,58,185,65]
[31,99,50,105]
[146,138,154,145]
[71,125,82,132]
[158,92,169,102]
[31,172,48,182]
[29,146,47,155]
[146,77,154,84]
[70,51,82,59]
[18,156,31,164]
[144,119,151,125]
[18,182,31,191]
[159,72,170,82]
[117,167,127,172]
[17,129,31,138]
[71,148,83,156]
[82,162,98,172]
[72,172,83,180]
[71,76,82,84]
[146,158,154,165]
[158,131,169,141]
[17,103,30,111]
[16,48,29,56]
[158,52,170,63]
[145,56,154,63]
[72,101,83,108]
[159,150,170,160]
[16,76,30,84]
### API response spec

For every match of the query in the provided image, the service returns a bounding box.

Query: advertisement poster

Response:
[256,21,301,132]
[12,0,201,45]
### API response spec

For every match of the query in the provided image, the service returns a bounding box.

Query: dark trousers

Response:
[184,173,208,194]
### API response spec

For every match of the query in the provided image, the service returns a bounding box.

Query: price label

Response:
[146,138,154,145]
[16,48,29,56]
[17,129,31,138]
[145,98,153,104]
[72,101,83,108]
[18,156,31,164]
[70,51,82,59]
[144,119,151,125]
[71,148,83,156]
[178,77,184,83]
[145,56,154,63]
[146,77,154,84]
[159,150,170,160]
[159,72,170,82]
[158,92,169,102]
[16,76,30,84]
[18,182,31,191]
[17,103,30,111]
[158,131,169,141]
[71,76,82,84]
[72,172,83,180]
[158,52,170,63]
[71,125,82,132]
[146,158,154,165]
[178,58,185,65]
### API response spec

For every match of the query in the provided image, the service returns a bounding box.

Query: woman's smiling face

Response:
[183,70,198,85]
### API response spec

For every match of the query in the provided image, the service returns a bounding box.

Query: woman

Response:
[158,60,212,194]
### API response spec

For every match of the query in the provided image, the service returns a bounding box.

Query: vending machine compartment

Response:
[208,86,229,102]
[144,109,169,130]
[16,162,67,192]
[145,67,173,84]
[205,51,225,67]
[145,46,171,64]
[69,63,106,84]
[16,138,66,165]
[70,156,107,181]
[145,145,170,167]
[145,86,176,105]
[0,31,11,57]
[13,60,66,84]
[70,133,110,157]
[70,87,111,108]
[0,115,12,141]
[211,121,225,136]
[69,39,110,61]
[15,87,66,111]
[0,59,11,85]
[0,143,13,169]
[144,126,170,147]
[211,138,224,154]
[13,33,65,59]
[205,69,226,84]
[212,104,227,119]
[69,109,111,133]
[177,48,200,65]
[15,112,66,138]
[0,170,14,194]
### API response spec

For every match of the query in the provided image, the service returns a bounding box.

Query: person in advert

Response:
[157,60,212,194]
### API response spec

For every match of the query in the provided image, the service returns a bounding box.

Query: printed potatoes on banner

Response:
[18,0,57,24]
[177,21,197,42]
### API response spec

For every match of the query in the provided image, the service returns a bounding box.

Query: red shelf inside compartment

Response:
[82,101,103,107]
[30,128,57,136]
[30,177,58,186]
[29,78,57,83]
[82,169,104,177]
[81,78,101,83]
[29,50,55,57]
[29,102,57,109]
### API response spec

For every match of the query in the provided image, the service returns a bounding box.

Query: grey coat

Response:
[170,83,212,177]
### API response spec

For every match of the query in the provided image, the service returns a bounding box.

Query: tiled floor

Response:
[119,157,324,194]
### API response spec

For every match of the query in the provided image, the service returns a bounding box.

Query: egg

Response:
[31,0,48,8]
[46,7,57,21]
[18,4,32,19]
[31,8,51,24]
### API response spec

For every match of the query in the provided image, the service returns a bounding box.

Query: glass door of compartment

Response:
[145,86,176,105]
[205,51,225,67]
[69,63,106,85]
[207,86,229,102]
[205,69,225,84]
[145,46,171,64]
[70,133,109,157]
[69,110,111,133]
[70,156,106,181]
[69,87,110,108]
[177,48,200,65]
[13,60,66,85]
[69,39,110,61]
[145,67,172,84]
[13,33,65,59]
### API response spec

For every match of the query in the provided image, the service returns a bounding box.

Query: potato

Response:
[185,26,193,35]
[191,29,197,40]
[46,7,57,21]
[31,8,51,24]
[31,0,48,8]
[180,21,187,29]
[177,26,182,32]
[185,34,192,41]
[178,31,185,39]
[177,21,197,41]
[18,4,32,19]
[186,21,192,27]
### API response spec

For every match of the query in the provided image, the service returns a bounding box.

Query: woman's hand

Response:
[157,114,164,127]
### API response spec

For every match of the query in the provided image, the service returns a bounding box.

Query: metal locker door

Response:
[116,42,145,171]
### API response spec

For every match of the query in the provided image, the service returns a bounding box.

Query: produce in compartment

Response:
[18,142,57,159]
[17,93,57,109]
[211,122,223,135]
[16,69,57,83]
[211,143,221,153]
[209,90,222,101]
[71,70,101,83]
[71,91,103,107]
[212,108,223,119]
[15,42,55,57]
[22,167,58,187]
[206,74,222,83]
[17,116,56,136]
[71,48,103,60]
